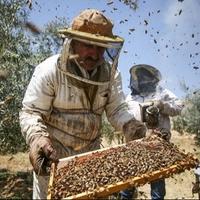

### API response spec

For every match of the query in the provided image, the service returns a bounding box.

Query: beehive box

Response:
[47,135,199,199]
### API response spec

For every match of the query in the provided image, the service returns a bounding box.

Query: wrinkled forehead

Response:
[71,39,106,50]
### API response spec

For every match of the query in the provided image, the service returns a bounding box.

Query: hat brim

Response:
[58,28,124,44]
[130,64,162,81]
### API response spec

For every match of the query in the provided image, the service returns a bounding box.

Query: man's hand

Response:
[29,136,58,176]
[123,119,147,142]
[152,128,171,141]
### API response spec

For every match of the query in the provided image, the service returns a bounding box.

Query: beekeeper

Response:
[19,9,146,199]
[125,64,183,200]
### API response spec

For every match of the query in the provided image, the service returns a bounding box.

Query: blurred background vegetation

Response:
[0,0,67,154]
[172,90,200,142]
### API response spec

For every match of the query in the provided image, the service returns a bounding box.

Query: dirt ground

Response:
[0,131,200,199]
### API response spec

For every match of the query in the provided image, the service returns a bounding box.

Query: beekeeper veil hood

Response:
[58,9,124,85]
[129,64,161,95]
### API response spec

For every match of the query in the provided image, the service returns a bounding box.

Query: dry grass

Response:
[0,152,31,172]
[0,131,199,199]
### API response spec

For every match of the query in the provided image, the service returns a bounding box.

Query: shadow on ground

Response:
[0,168,33,199]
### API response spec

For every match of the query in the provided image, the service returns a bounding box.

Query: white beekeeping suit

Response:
[19,9,146,199]
[125,64,183,200]
[126,64,183,132]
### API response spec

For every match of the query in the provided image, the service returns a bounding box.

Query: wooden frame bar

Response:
[47,142,198,199]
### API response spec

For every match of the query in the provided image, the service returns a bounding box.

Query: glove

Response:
[123,119,147,142]
[152,127,171,141]
[29,135,58,176]
[153,100,164,112]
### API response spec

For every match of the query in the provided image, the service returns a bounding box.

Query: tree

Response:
[0,0,32,153]
[0,0,68,154]
[101,113,125,145]
[173,90,200,142]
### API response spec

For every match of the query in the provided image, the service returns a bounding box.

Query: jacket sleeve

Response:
[158,89,183,117]
[19,56,57,145]
[125,94,142,121]
[105,70,135,131]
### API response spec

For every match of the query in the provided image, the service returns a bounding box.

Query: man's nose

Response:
[88,45,98,56]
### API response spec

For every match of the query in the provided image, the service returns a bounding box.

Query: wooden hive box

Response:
[47,135,199,199]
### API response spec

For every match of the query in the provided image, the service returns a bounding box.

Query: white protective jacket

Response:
[126,86,183,132]
[19,54,134,158]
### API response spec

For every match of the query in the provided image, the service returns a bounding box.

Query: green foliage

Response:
[173,90,200,141]
[0,0,68,154]
[101,114,125,145]
[30,17,67,59]
[0,0,32,154]
[101,115,115,145]
[172,115,185,134]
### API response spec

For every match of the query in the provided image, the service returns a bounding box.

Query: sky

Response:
[28,0,200,98]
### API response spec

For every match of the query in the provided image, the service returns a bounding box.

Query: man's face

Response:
[72,41,105,71]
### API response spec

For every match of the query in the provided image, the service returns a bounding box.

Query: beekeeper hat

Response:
[58,9,124,44]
